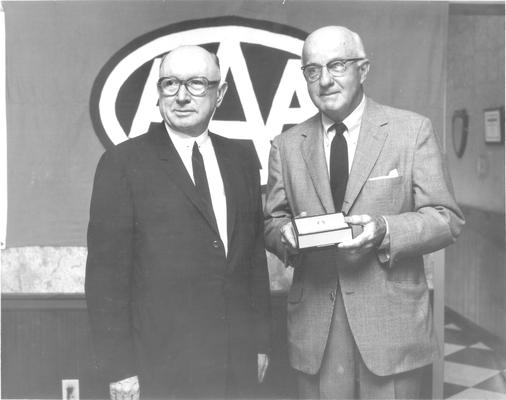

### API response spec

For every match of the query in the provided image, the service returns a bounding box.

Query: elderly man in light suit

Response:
[264,26,464,399]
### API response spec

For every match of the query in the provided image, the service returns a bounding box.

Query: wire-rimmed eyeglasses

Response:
[157,76,220,97]
[301,58,366,82]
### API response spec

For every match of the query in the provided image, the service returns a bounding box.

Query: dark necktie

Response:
[329,122,348,212]
[192,141,217,227]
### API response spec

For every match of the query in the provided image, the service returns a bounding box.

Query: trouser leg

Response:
[357,350,425,400]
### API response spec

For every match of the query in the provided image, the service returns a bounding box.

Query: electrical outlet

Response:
[62,379,79,400]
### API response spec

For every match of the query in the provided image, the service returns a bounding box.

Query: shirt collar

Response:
[321,94,366,136]
[164,122,209,148]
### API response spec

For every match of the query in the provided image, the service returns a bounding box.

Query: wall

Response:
[445,3,505,339]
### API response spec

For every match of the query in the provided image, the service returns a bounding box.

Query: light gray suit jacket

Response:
[264,97,465,376]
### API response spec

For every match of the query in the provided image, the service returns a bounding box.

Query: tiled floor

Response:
[443,315,506,399]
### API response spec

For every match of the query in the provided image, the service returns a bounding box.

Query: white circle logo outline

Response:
[99,25,306,145]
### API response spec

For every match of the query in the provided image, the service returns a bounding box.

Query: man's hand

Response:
[109,375,139,400]
[338,214,386,256]
[280,212,307,254]
[258,353,269,383]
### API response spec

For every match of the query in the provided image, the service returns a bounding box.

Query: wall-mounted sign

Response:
[484,107,504,144]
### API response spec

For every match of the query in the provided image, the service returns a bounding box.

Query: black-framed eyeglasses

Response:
[157,76,220,97]
[301,58,365,82]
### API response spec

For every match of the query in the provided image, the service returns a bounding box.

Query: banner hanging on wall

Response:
[3,1,448,247]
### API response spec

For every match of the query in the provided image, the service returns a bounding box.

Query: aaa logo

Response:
[90,16,317,183]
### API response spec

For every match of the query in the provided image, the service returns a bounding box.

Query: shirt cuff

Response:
[377,216,391,265]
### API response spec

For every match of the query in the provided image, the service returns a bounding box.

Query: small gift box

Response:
[293,212,352,249]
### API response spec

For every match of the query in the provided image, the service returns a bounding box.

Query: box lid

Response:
[294,213,348,235]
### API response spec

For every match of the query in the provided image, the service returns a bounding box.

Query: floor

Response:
[443,313,506,399]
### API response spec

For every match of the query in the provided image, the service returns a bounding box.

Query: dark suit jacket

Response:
[85,123,271,398]
[264,98,464,377]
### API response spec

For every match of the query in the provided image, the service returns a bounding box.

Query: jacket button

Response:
[329,291,335,302]
[212,240,220,249]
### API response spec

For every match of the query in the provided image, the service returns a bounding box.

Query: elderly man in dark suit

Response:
[86,45,270,400]
[264,26,464,399]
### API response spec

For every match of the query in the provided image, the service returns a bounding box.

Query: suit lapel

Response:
[210,133,237,249]
[151,123,221,236]
[301,115,335,213]
[342,99,389,215]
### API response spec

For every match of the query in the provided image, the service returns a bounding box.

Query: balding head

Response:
[302,26,366,64]
[160,45,221,80]
[301,26,369,122]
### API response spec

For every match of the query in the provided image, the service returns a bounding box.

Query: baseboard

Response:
[1,293,87,310]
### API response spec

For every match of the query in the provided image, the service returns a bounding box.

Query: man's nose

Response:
[176,84,191,103]
[319,66,334,87]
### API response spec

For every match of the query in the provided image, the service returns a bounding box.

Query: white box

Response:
[293,212,352,249]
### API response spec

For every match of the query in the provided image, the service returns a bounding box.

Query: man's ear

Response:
[215,82,228,107]
[359,60,370,84]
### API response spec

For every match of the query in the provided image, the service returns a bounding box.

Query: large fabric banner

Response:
[4,1,448,248]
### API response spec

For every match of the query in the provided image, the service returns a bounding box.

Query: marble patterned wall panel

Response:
[1,246,293,293]
[2,247,87,293]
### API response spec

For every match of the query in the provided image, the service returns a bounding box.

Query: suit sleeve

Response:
[383,117,465,267]
[263,136,294,262]
[85,149,137,383]
[247,147,272,354]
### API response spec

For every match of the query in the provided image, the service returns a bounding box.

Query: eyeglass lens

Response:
[303,59,362,82]
[159,78,209,96]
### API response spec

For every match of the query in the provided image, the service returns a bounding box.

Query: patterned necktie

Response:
[192,141,217,227]
[329,122,348,212]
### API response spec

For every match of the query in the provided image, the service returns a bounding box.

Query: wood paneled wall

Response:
[2,295,103,399]
[1,293,296,399]
[445,205,505,339]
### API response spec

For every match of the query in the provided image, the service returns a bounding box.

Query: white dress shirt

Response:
[165,124,228,255]
[321,95,366,175]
